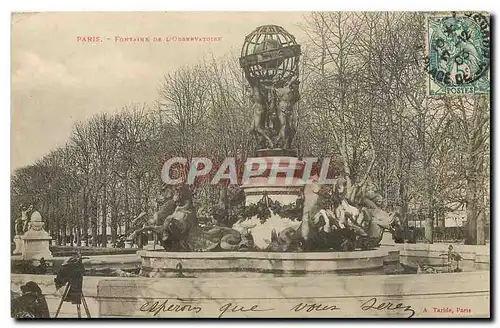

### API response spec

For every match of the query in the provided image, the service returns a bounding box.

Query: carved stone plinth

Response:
[239,154,305,250]
[21,211,53,261]
[12,235,24,255]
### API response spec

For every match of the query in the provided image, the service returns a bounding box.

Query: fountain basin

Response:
[138,246,402,278]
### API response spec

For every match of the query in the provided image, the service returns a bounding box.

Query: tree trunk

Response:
[65,197,72,247]
[51,204,61,246]
[476,99,487,245]
[109,182,118,245]
[424,216,433,243]
[399,181,410,236]
[101,189,108,247]
[476,206,485,245]
[110,203,118,246]
[69,223,73,247]
[74,193,81,246]
[76,226,81,246]
[124,175,130,232]
[465,179,477,245]
[61,223,67,246]
[465,155,480,245]
[111,224,118,246]
[424,162,434,244]
[82,190,89,246]
[91,196,98,247]
[465,95,488,245]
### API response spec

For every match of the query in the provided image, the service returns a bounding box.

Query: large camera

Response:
[54,252,90,318]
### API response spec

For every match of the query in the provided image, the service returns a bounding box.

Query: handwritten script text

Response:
[361,297,415,318]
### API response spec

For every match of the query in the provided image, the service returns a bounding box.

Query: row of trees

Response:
[11,12,489,246]
[11,54,252,247]
[297,12,489,244]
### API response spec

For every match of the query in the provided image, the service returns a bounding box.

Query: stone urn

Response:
[21,211,53,261]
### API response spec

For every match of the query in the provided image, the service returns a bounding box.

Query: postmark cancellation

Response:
[426,12,490,96]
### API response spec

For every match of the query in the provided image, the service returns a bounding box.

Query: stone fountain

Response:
[133,25,402,278]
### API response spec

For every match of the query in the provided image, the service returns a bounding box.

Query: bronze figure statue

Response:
[274,76,300,149]
[248,84,275,149]
[240,25,301,151]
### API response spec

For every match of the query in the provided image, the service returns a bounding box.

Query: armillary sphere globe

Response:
[239,25,301,87]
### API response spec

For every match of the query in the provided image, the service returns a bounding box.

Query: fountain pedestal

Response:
[239,151,305,250]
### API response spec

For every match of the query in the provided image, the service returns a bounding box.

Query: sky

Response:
[11,12,308,171]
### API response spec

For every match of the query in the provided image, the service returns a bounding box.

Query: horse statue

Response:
[264,177,365,252]
[126,184,196,250]
[128,184,253,252]
[355,207,398,249]
[266,176,395,252]
[347,182,401,248]
[126,178,399,253]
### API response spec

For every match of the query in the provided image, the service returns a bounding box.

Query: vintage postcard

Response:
[10,11,490,319]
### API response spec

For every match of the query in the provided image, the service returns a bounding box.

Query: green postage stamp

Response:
[426,12,490,96]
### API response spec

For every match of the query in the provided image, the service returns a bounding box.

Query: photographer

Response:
[54,252,91,317]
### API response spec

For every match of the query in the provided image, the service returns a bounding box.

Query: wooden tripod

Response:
[54,282,91,318]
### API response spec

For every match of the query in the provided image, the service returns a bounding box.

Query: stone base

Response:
[22,232,53,261]
[138,247,400,278]
[12,235,24,255]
